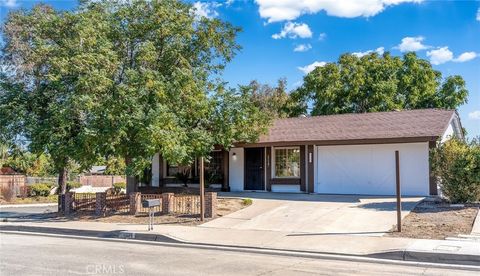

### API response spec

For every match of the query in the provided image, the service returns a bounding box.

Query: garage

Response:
[316,143,430,196]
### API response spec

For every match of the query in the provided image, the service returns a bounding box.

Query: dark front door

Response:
[245,148,264,190]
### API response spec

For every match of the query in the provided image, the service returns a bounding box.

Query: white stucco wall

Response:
[316,142,429,196]
[229,148,244,191]
[151,153,160,187]
[441,122,455,143]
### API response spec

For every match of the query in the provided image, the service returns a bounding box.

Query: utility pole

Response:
[200,156,205,221]
[395,150,401,232]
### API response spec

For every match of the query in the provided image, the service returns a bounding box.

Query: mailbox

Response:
[142,199,160,208]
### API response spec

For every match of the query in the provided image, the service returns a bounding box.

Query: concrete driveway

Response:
[201,192,424,236]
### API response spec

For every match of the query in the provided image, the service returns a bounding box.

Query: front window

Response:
[274,147,300,178]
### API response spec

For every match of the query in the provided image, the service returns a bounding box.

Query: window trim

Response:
[272,146,301,179]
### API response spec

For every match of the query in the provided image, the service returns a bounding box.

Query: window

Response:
[274,147,300,178]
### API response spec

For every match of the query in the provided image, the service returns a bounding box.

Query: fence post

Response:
[64,192,73,215]
[129,192,141,215]
[205,192,217,218]
[95,192,107,216]
[162,193,174,214]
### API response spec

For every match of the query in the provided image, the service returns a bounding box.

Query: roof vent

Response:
[298,114,307,118]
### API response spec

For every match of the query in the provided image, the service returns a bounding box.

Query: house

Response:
[149,109,462,196]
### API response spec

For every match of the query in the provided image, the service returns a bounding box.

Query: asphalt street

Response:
[0,232,478,276]
[0,205,57,219]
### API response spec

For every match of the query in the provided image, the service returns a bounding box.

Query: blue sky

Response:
[1,0,479,137]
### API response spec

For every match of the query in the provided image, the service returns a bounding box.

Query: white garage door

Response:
[316,143,429,196]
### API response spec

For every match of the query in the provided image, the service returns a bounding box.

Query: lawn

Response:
[0,195,57,205]
[388,200,479,240]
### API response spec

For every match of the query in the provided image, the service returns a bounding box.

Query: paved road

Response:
[0,233,477,275]
[0,205,57,219]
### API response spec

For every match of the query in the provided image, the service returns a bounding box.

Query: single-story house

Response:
[148,109,462,196]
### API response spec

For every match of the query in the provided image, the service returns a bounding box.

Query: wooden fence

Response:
[61,192,215,218]
[72,193,96,212]
[106,194,130,213]
[0,175,26,197]
[172,195,201,215]
[79,175,126,187]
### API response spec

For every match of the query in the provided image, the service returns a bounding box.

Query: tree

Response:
[239,79,300,118]
[1,4,116,193]
[293,52,468,115]
[74,0,248,191]
[1,0,270,194]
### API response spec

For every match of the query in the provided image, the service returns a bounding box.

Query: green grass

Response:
[1,195,57,205]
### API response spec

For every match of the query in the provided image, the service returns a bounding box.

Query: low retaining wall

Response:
[60,192,216,218]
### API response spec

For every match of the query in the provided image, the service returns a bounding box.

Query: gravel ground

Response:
[69,198,249,226]
[388,201,479,239]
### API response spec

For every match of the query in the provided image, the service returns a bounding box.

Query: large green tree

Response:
[1,0,270,193]
[239,79,300,118]
[293,52,468,115]
[1,4,115,193]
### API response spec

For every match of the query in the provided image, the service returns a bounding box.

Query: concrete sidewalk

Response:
[1,220,479,266]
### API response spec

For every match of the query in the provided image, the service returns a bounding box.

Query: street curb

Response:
[1,229,479,272]
[0,203,58,208]
[1,224,479,269]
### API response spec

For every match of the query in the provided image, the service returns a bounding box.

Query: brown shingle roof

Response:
[256,109,456,144]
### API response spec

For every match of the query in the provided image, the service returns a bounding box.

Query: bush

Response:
[431,138,480,203]
[29,183,51,197]
[113,182,126,194]
[242,198,253,206]
[66,181,82,191]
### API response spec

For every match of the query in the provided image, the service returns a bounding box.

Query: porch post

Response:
[222,150,230,191]
[307,145,315,193]
[200,157,205,221]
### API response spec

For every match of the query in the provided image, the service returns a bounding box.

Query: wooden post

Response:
[200,156,205,221]
[395,150,401,232]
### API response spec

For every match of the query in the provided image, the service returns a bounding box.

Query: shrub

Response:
[29,183,51,197]
[113,182,126,194]
[242,198,253,206]
[66,181,82,191]
[431,138,480,203]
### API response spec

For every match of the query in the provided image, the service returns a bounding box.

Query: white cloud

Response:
[453,52,478,63]
[427,47,453,65]
[226,0,235,6]
[298,61,326,74]
[255,0,423,23]
[318,33,327,41]
[468,110,480,120]
[272,22,313,39]
[352,47,385,57]
[0,0,17,8]
[191,2,220,19]
[395,36,429,52]
[294,44,312,52]
[477,8,480,21]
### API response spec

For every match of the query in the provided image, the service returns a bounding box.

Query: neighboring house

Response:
[149,109,462,196]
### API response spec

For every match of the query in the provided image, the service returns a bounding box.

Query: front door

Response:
[244,148,264,190]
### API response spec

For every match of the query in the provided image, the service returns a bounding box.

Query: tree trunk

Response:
[125,157,137,194]
[58,167,68,195]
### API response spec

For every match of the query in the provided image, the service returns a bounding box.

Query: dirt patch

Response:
[388,201,479,240]
[68,198,248,226]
